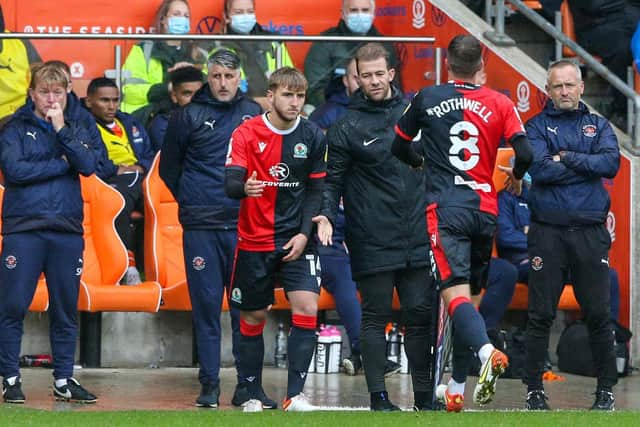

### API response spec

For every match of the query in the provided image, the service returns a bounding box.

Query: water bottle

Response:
[274,323,288,368]
[327,326,342,373]
[387,322,401,364]
[315,325,332,374]
[19,354,53,368]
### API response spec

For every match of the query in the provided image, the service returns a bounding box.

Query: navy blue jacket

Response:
[66,92,116,180]
[526,100,620,226]
[496,186,530,266]
[0,101,96,235]
[309,83,350,131]
[148,111,170,153]
[159,84,261,229]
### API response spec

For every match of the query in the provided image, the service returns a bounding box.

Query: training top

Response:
[395,81,525,216]
[226,114,327,251]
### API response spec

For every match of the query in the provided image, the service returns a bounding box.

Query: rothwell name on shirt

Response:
[425,98,493,123]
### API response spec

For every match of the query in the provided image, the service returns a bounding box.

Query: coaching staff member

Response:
[523,59,620,411]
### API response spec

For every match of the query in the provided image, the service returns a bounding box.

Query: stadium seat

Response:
[0,185,50,312]
[77,174,162,312]
[143,153,191,310]
[492,147,579,311]
[557,0,601,62]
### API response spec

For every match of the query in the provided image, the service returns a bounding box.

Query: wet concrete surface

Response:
[7,366,640,411]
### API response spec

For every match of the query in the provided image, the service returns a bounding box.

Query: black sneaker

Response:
[231,382,277,409]
[591,390,615,411]
[343,353,362,376]
[525,390,550,410]
[384,359,401,377]
[370,391,401,412]
[2,376,25,404]
[53,378,97,403]
[196,383,219,408]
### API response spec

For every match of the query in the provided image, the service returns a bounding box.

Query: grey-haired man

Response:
[159,49,274,409]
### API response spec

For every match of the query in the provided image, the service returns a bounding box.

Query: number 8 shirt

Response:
[226,113,327,251]
[395,81,525,215]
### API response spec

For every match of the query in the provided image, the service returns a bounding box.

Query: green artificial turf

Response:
[0,407,638,427]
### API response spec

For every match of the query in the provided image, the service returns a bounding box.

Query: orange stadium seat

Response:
[0,185,50,312]
[77,174,162,312]
[558,0,601,62]
[492,147,579,311]
[143,153,191,310]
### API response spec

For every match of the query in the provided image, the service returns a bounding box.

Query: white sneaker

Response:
[123,266,141,286]
[283,393,316,411]
[243,398,263,412]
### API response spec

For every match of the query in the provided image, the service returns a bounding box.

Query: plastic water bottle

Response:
[19,354,53,368]
[327,326,342,373]
[315,325,332,373]
[275,323,288,368]
[387,322,401,363]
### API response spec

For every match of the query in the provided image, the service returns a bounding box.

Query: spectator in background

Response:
[85,77,155,285]
[147,66,203,152]
[309,58,359,131]
[568,0,636,126]
[0,3,41,120]
[304,0,400,107]
[159,50,268,409]
[121,0,205,113]
[523,59,620,411]
[206,0,293,111]
[0,63,97,405]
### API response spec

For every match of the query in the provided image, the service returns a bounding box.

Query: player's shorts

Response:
[229,246,321,311]
[426,204,496,294]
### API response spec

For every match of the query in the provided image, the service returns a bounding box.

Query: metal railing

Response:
[484,0,640,150]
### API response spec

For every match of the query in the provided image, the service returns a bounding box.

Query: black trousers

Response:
[358,266,434,393]
[524,222,617,390]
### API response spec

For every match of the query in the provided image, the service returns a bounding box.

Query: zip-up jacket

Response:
[96,111,156,174]
[322,87,429,279]
[496,186,530,266]
[159,84,261,229]
[0,101,97,234]
[526,100,620,226]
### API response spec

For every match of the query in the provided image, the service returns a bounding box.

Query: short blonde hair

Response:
[268,67,308,92]
[30,62,69,90]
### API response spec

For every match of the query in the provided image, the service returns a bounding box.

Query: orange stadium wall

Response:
[1,0,632,327]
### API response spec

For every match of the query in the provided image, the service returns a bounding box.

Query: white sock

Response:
[6,376,18,386]
[55,378,68,388]
[447,378,465,395]
[478,343,495,365]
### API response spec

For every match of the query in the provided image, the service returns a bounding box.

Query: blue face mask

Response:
[346,13,373,34]
[167,16,190,35]
[523,172,532,185]
[230,14,257,34]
